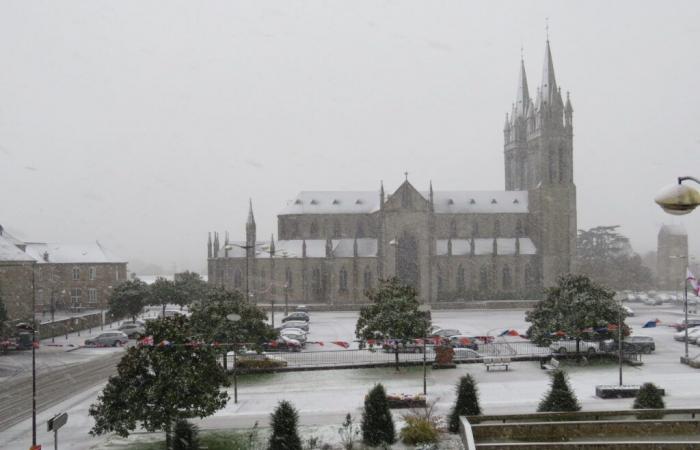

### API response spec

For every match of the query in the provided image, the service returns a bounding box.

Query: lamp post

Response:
[31,262,37,449]
[618,297,623,386]
[226,312,241,404]
[418,305,431,396]
[669,255,690,359]
[654,176,700,215]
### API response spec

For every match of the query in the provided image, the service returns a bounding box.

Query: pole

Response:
[284,285,289,316]
[685,277,689,359]
[32,264,37,448]
[618,300,623,386]
[423,328,427,396]
[54,427,58,450]
[51,291,55,343]
[233,343,238,404]
[271,298,275,328]
[245,250,250,302]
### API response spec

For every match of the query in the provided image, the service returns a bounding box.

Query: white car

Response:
[623,305,635,317]
[674,328,700,343]
[452,348,482,360]
[550,339,599,354]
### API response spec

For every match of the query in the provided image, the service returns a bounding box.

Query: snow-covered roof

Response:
[660,224,687,236]
[427,191,528,214]
[280,191,380,215]
[0,235,34,262]
[280,190,528,215]
[435,238,537,256]
[217,239,378,259]
[23,242,126,264]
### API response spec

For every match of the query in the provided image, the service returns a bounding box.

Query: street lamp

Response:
[226,312,241,404]
[669,255,691,360]
[654,176,700,215]
[418,305,431,396]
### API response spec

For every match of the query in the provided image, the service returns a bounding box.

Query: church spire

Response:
[247,198,255,226]
[538,39,559,108]
[514,57,530,118]
[246,199,256,257]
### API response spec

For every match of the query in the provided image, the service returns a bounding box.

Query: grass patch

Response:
[124,430,260,450]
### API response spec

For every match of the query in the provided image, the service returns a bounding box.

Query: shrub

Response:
[448,374,481,433]
[361,384,396,446]
[269,400,302,450]
[338,413,359,450]
[400,415,439,445]
[633,383,665,419]
[173,419,199,450]
[537,369,581,412]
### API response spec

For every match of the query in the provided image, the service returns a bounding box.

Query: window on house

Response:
[72,267,80,281]
[115,268,120,281]
[88,288,98,304]
[89,266,97,280]
[339,268,348,292]
[71,288,81,306]
[310,221,318,236]
[479,266,489,291]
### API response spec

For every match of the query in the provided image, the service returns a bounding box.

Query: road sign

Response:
[47,412,68,432]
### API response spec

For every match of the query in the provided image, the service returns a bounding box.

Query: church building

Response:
[208,39,577,305]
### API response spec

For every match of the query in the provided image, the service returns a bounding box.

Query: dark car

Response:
[281,312,310,323]
[674,319,700,331]
[601,336,655,354]
[85,332,129,347]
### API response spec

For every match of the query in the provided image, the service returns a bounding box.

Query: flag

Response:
[139,335,154,346]
[332,341,349,348]
[642,320,657,328]
[688,268,700,296]
[507,329,520,337]
[499,329,510,337]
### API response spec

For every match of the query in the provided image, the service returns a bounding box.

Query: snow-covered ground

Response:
[1,304,698,450]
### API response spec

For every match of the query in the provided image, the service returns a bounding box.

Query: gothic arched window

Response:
[363,267,373,291]
[559,147,566,182]
[310,221,318,237]
[234,269,242,288]
[479,266,489,291]
[494,219,501,237]
[548,150,556,183]
[471,221,479,238]
[502,265,512,290]
[515,219,523,237]
[333,220,342,238]
[457,265,466,293]
[356,221,365,238]
[312,268,322,295]
[450,219,457,238]
[339,267,348,292]
[285,267,293,289]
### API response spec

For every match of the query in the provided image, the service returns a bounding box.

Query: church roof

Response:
[220,239,378,258]
[280,189,528,215]
[435,238,537,256]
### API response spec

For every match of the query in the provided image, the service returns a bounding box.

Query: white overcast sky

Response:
[1,0,699,274]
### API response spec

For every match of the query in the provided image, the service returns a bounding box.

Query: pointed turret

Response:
[213,232,220,258]
[447,237,453,256]
[325,237,333,257]
[429,181,434,212]
[270,234,276,256]
[246,199,257,257]
[207,232,212,258]
[353,236,359,257]
[379,181,385,211]
[302,239,307,258]
[565,91,573,128]
[514,58,530,118]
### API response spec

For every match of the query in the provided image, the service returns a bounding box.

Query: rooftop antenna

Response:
[545,17,550,41]
[404,171,408,181]
[520,43,524,60]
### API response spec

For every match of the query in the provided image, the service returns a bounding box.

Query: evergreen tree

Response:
[108,279,149,322]
[538,370,581,412]
[448,374,481,433]
[361,384,395,446]
[633,383,665,419]
[173,419,199,450]
[268,400,302,450]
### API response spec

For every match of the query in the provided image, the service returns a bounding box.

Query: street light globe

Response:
[654,182,700,215]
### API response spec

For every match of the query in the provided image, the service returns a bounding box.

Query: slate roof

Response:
[23,242,126,264]
[0,235,35,262]
[280,190,528,215]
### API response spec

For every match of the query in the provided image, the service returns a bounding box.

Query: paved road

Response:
[0,352,122,432]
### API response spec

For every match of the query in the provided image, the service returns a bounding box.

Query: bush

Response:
[633,382,665,419]
[537,369,581,412]
[269,400,302,450]
[448,374,481,433]
[400,415,439,445]
[173,420,199,450]
[361,384,396,446]
[338,413,359,450]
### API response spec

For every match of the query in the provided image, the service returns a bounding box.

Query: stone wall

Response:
[0,262,35,321]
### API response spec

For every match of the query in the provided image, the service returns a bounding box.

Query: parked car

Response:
[263,335,302,352]
[622,305,634,317]
[85,332,129,347]
[279,329,307,346]
[601,336,655,354]
[295,305,309,314]
[451,348,482,360]
[279,320,309,332]
[227,351,288,368]
[120,320,145,327]
[382,340,425,353]
[160,309,188,318]
[118,323,146,338]
[550,339,599,354]
[674,328,700,342]
[281,312,310,323]
[430,328,461,338]
[448,335,480,350]
[673,319,700,331]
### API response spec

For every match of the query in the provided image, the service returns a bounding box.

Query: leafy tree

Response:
[189,287,275,370]
[576,226,654,290]
[525,274,625,354]
[448,374,481,432]
[108,279,149,322]
[361,384,395,446]
[173,419,199,450]
[268,400,302,450]
[149,277,185,317]
[89,316,229,449]
[174,271,208,309]
[538,369,581,412]
[633,383,665,419]
[355,277,430,370]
